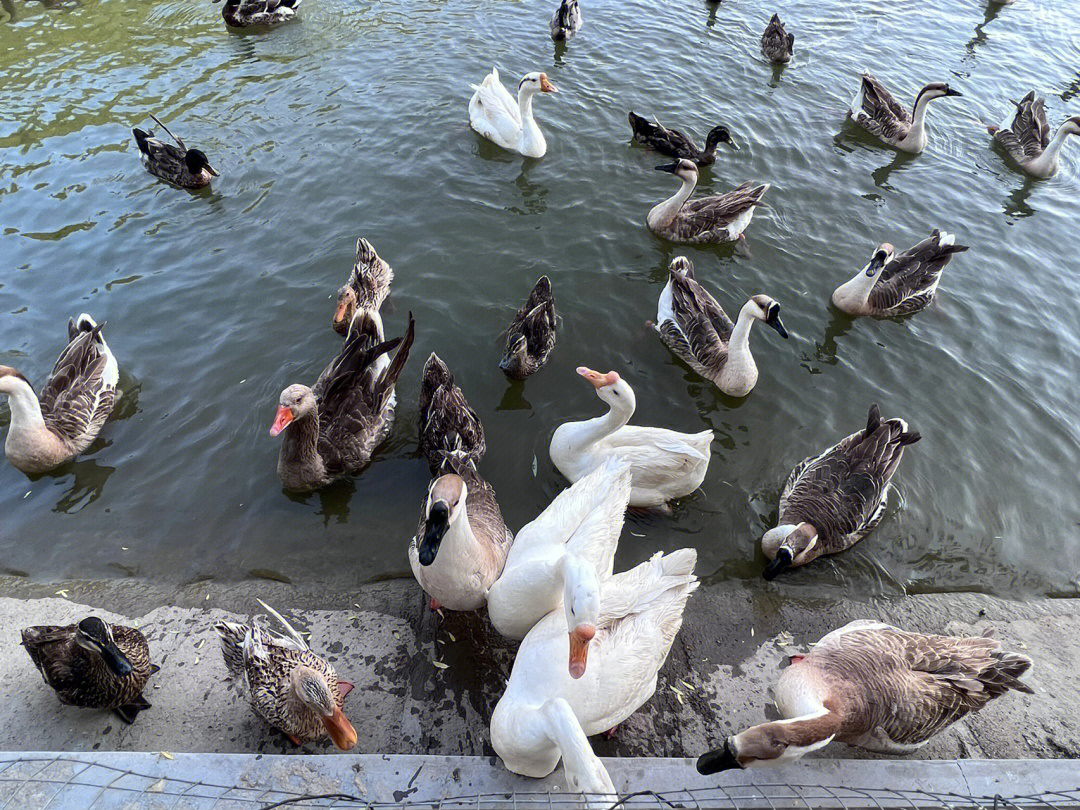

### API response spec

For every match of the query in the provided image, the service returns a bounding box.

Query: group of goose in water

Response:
[3,0,1056,801]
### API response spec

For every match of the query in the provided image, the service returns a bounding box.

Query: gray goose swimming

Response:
[832,230,968,317]
[762,404,920,580]
[761,14,793,63]
[848,74,962,153]
[332,238,394,335]
[1,314,118,475]
[647,159,769,244]
[499,275,557,380]
[628,112,738,166]
[549,0,581,41]
[988,91,1080,179]
[697,620,1032,772]
[270,311,414,492]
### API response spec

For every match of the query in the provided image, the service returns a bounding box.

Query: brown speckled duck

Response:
[761,14,793,63]
[628,112,738,166]
[499,276,557,380]
[332,237,394,336]
[418,352,486,474]
[213,0,300,27]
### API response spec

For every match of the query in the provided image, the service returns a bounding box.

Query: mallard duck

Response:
[761,404,920,580]
[550,0,581,41]
[1,314,118,475]
[499,276,557,380]
[133,118,218,189]
[849,74,962,153]
[550,368,713,512]
[214,600,357,750]
[647,159,768,244]
[488,458,631,676]
[761,14,793,63]
[469,68,559,158]
[21,617,158,724]
[213,0,299,27]
[832,230,968,317]
[270,311,414,492]
[653,257,788,397]
[988,91,1080,179]
[332,238,394,336]
[628,112,738,166]
[418,352,486,474]
[492,549,697,796]
[697,620,1032,772]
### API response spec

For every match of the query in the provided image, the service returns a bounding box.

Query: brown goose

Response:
[848,74,962,153]
[648,159,768,244]
[832,230,968,317]
[628,112,738,166]
[1,314,118,475]
[332,237,394,336]
[697,620,1032,772]
[418,352,486,474]
[988,91,1080,179]
[499,276,557,380]
[22,617,158,724]
[762,404,920,580]
[270,311,414,492]
[214,600,356,750]
[761,14,793,63]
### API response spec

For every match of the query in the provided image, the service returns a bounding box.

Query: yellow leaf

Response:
[160,751,174,760]
[432,661,449,670]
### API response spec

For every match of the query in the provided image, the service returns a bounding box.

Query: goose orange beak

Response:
[322,706,357,751]
[568,623,596,679]
[540,73,558,93]
[270,406,294,437]
[576,367,619,389]
[332,300,352,334]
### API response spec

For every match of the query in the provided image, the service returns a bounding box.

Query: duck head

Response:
[761,522,819,580]
[184,148,218,179]
[419,474,468,566]
[75,617,134,678]
[563,554,600,679]
[518,72,559,95]
[655,157,699,183]
[863,243,895,278]
[576,367,636,413]
[705,125,739,151]
[748,295,789,339]
[270,384,316,436]
[290,666,357,751]
[333,285,358,335]
[499,334,529,378]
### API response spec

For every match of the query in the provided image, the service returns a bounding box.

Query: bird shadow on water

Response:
[807,309,858,368]
[703,0,720,28]
[1002,179,1038,220]
[284,477,357,525]
[50,458,117,514]
[870,150,918,191]
[497,380,533,412]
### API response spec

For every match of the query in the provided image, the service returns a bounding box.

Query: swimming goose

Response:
[215,600,357,750]
[628,112,738,166]
[849,74,962,153]
[697,620,1032,772]
[213,0,299,27]
[418,352,486,474]
[469,69,559,158]
[550,367,713,512]
[762,404,920,580]
[550,0,581,41]
[333,238,394,336]
[647,159,768,244]
[133,118,218,189]
[492,549,697,798]
[21,617,158,724]
[487,458,631,677]
[761,14,793,63]
[1,314,118,475]
[270,312,414,492]
[500,276,557,380]
[832,230,967,317]
[988,91,1080,179]
[653,257,788,397]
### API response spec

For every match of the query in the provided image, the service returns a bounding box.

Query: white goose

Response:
[550,368,713,512]
[487,458,632,677]
[468,68,559,158]
[492,549,698,800]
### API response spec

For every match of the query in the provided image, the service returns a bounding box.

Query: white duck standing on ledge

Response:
[469,68,559,158]
[550,368,713,513]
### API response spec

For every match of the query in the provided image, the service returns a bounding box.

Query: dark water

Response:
[2,0,1079,597]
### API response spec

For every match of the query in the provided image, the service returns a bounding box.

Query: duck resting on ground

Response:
[1,314,118,475]
[133,117,218,189]
[21,617,158,724]
[697,620,1032,772]
[628,112,738,165]
[270,312,414,492]
[469,68,559,158]
[550,367,713,512]
[648,159,768,244]
[653,257,788,397]
[500,275,557,379]
[549,0,581,41]
[215,600,357,750]
[849,74,962,153]
[832,230,967,317]
[333,237,394,336]
[761,14,793,63]
[213,0,300,27]
[761,404,920,580]
[987,91,1080,179]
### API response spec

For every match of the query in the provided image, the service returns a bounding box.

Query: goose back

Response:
[667,181,769,243]
[40,318,117,457]
[852,74,912,142]
[868,230,968,315]
[418,353,486,473]
[500,276,557,379]
[656,259,734,384]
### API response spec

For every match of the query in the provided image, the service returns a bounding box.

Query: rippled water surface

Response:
[2,0,1079,596]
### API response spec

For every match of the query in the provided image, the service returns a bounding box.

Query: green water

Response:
[1,0,1078,597]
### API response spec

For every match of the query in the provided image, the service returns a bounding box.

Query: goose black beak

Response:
[945,87,963,98]
[655,162,679,173]
[419,501,450,566]
[767,313,788,339]
[697,740,742,775]
[763,547,793,581]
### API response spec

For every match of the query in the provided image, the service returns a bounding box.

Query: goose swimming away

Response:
[761,14,793,63]
[500,276,557,380]
[647,159,768,244]
[333,238,394,336]
[213,0,300,27]
[1,314,118,475]
[697,620,1032,772]
[832,230,968,317]
[762,404,919,580]
[133,120,218,189]
[628,112,738,165]
[654,257,788,397]
[549,0,581,41]
[988,91,1080,179]
[849,74,962,153]
[469,68,559,158]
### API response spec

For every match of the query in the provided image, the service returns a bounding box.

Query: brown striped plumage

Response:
[418,352,486,474]
[332,238,394,336]
[499,276,557,380]
[761,14,793,63]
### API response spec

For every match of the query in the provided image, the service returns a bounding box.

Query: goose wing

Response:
[418,352,486,473]
[349,237,394,311]
[515,276,557,358]
[855,74,912,141]
[868,231,967,314]
[469,69,522,147]
[1013,91,1050,157]
[667,269,734,373]
[679,181,767,233]
[39,323,116,451]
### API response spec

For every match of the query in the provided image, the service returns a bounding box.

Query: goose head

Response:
[563,554,600,679]
[0,366,34,397]
[518,72,559,96]
[705,125,739,152]
[290,666,357,751]
[576,367,635,413]
[761,522,819,580]
[419,474,468,566]
[862,243,894,278]
[74,617,134,678]
[655,157,699,183]
[916,82,962,105]
[747,295,789,338]
[183,148,218,179]
[698,724,802,772]
[270,384,317,436]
